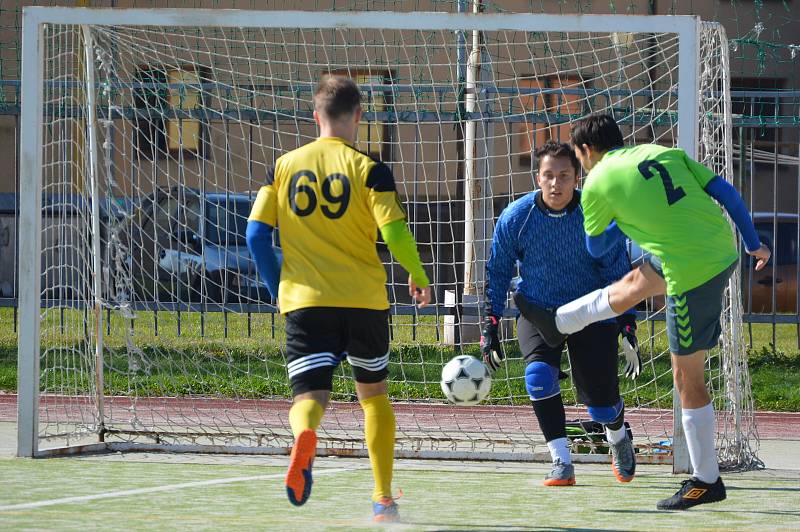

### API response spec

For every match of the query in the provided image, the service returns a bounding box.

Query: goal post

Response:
[17,7,44,458]
[18,7,759,471]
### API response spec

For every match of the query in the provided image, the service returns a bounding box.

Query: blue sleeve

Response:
[704,176,761,252]
[585,220,626,258]
[245,220,281,299]
[485,212,518,317]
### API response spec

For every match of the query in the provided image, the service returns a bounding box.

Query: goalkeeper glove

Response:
[617,315,642,380]
[480,315,504,372]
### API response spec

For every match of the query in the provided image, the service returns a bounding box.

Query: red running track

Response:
[1,394,797,439]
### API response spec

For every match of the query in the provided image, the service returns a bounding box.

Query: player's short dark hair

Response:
[534,141,579,174]
[313,75,362,120]
[570,113,625,153]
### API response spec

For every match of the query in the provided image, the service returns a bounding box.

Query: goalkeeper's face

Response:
[536,155,578,211]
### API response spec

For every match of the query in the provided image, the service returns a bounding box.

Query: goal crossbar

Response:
[22,8,700,33]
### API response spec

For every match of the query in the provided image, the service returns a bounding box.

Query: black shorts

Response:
[285,307,390,396]
[517,315,621,407]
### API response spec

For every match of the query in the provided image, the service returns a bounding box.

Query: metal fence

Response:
[1,88,798,346]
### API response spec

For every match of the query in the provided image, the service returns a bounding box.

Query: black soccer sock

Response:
[605,405,625,431]
[531,394,567,442]
[603,405,629,444]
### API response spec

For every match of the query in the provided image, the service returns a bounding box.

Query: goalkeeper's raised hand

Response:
[480,315,504,372]
[617,315,641,380]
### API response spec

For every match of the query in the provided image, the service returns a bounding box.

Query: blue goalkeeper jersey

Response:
[485,190,633,317]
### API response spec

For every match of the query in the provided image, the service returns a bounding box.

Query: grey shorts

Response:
[644,255,737,355]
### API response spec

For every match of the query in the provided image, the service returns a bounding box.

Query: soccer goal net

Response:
[18,7,759,470]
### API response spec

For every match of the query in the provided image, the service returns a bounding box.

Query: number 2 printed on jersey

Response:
[638,159,686,206]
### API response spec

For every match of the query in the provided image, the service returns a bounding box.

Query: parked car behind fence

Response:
[123,187,272,304]
[742,212,799,314]
[628,212,799,314]
[0,193,111,301]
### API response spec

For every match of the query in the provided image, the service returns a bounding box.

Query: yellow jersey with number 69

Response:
[248,136,406,313]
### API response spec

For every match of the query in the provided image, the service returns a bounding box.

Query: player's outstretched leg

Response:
[656,476,727,510]
[285,398,324,506]
[514,293,566,347]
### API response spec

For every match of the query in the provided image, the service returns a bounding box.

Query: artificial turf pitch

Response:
[1,452,798,531]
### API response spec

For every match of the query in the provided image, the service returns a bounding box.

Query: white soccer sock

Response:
[554,287,619,334]
[547,437,572,465]
[682,403,720,483]
[605,425,627,445]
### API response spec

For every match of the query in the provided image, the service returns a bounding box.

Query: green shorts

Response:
[645,255,737,355]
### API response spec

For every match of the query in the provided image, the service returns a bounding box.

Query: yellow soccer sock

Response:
[361,394,396,502]
[288,399,324,439]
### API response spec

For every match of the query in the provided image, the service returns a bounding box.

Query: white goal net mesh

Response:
[26,11,759,467]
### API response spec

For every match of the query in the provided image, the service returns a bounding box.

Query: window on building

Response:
[516,74,586,165]
[166,65,205,154]
[133,66,166,159]
[329,69,393,160]
[133,64,208,158]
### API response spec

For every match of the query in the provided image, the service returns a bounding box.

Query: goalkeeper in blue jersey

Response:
[481,141,640,486]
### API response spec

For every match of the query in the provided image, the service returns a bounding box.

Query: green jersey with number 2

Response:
[581,144,738,295]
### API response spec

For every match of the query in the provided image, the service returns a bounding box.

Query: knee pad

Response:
[587,399,624,424]
[525,361,560,401]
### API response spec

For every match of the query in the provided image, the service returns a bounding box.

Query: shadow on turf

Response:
[600,509,800,517]
[726,485,800,492]
[557,481,800,499]
[413,526,629,532]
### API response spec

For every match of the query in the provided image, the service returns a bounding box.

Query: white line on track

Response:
[0,467,356,511]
